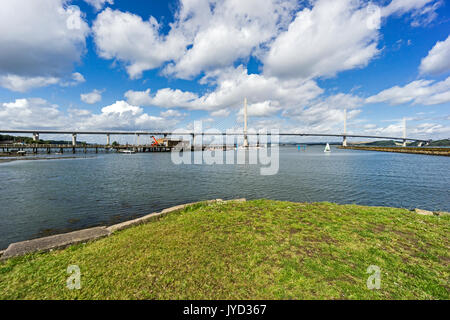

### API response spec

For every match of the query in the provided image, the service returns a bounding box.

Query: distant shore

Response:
[339,146,450,156]
[0,156,89,164]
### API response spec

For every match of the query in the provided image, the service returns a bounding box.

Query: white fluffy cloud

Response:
[0,72,85,93]
[0,75,60,93]
[0,0,89,91]
[84,0,114,11]
[163,0,296,79]
[0,98,67,129]
[91,0,437,83]
[126,66,323,112]
[419,35,450,75]
[92,8,185,79]
[81,89,103,104]
[0,98,182,132]
[263,0,381,79]
[125,66,368,133]
[366,76,450,106]
[92,0,296,79]
[382,0,435,16]
[280,93,363,132]
[238,101,280,118]
[360,120,450,139]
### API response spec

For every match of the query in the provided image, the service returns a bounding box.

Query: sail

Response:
[324,143,331,152]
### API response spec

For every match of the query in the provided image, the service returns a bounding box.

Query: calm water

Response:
[0,146,449,249]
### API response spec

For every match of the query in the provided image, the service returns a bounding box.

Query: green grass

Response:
[1,200,449,300]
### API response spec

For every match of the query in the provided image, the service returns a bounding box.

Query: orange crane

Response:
[151,136,159,146]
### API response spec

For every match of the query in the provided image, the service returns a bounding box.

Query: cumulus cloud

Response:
[0,98,182,132]
[92,0,296,79]
[92,8,184,79]
[263,0,381,79]
[126,66,323,112]
[366,76,450,106]
[0,72,85,92]
[91,0,437,82]
[0,98,67,129]
[125,66,369,133]
[238,101,280,118]
[381,0,441,26]
[163,0,296,79]
[419,35,450,75]
[361,120,450,139]
[0,0,89,91]
[84,0,114,11]
[281,93,363,132]
[160,109,184,118]
[81,89,103,104]
[0,75,60,93]
[382,0,435,16]
[209,109,230,118]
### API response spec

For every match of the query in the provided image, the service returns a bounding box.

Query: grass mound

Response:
[1,200,448,299]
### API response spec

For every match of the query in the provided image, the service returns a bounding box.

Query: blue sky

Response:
[0,0,449,143]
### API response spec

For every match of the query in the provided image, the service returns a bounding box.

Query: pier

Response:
[0,143,238,155]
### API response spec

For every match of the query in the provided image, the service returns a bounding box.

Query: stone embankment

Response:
[0,199,246,260]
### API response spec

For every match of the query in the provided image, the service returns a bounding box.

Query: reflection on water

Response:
[0,146,449,248]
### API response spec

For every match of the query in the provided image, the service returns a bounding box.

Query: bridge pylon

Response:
[342,109,347,146]
[243,97,249,148]
[402,118,407,147]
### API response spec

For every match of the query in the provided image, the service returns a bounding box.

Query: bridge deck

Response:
[0,130,430,142]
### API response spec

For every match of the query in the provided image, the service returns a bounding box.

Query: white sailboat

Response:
[324,143,331,153]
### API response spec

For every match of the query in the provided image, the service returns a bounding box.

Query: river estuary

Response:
[0,146,449,249]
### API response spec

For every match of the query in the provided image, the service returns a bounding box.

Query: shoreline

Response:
[0,156,92,164]
[1,198,447,261]
[338,146,450,156]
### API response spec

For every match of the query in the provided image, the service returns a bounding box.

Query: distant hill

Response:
[357,139,450,147]
[360,140,397,146]
[416,139,450,147]
[0,134,86,145]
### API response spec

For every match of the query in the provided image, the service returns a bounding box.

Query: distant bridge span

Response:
[0,129,430,147]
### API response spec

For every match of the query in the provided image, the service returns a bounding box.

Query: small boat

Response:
[119,149,136,154]
[324,143,331,153]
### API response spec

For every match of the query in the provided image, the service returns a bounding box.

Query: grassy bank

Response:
[0,200,448,299]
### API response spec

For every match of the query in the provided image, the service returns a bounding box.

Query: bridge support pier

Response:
[72,133,77,146]
[402,139,407,147]
[342,136,347,147]
[33,133,39,142]
[106,134,110,146]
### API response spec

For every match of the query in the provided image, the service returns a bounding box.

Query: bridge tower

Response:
[342,109,348,147]
[243,97,249,148]
[402,118,407,147]
[33,132,39,142]
[106,134,110,146]
[72,133,77,146]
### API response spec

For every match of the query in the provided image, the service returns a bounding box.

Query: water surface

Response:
[0,146,449,249]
